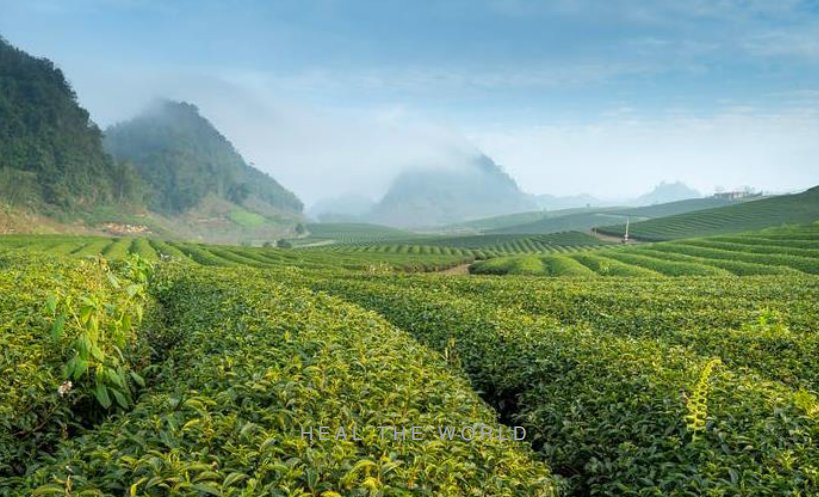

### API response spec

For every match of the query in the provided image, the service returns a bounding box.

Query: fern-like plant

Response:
[684,357,721,441]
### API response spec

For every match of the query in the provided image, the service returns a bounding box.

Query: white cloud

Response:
[469,109,819,199]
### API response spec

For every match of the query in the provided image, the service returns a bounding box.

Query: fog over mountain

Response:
[3,0,817,209]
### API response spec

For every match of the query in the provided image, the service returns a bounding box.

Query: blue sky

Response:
[2,0,818,203]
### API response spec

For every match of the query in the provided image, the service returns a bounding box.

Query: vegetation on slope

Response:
[483,197,750,235]
[0,234,473,272]
[598,186,819,240]
[470,223,819,277]
[0,37,144,210]
[305,274,819,495]
[10,262,557,496]
[104,99,302,215]
[0,253,155,478]
[291,222,418,246]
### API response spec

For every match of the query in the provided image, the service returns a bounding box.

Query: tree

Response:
[276,239,293,249]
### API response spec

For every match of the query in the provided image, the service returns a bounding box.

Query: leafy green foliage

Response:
[103,100,303,215]
[0,37,144,210]
[0,254,157,478]
[469,223,819,277]
[0,234,474,272]
[306,273,819,495]
[598,186,819,240]
[16,266,556,496]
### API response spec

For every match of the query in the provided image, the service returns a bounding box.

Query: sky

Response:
[1,0,818,205]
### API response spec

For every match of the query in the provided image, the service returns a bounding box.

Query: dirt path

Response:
[437,263,472,275]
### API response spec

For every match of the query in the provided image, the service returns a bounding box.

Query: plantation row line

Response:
[2,257,558,495]
[321,242,603,257]
[297,272,819,495]
[470,224,819,277]
[0,235,474,272]
[307,231,610,254]
[597,192,819,240]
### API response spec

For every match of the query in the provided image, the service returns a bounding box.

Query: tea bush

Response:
[306,276,819,495]
[15,267,557,496]
[0,254,156,480]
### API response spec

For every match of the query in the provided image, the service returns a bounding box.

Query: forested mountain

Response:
[104,100,303,215]
[370,155,536,227]
[0,36,143,210]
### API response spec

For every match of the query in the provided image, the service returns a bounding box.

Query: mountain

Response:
[634,181,700,205]
[369,155,537,227]
[0,36,143,211]
[104,100,302,216]
[530,193,602,210]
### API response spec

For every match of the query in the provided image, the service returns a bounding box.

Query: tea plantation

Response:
[1,225,819,496]
[471,223,819,277]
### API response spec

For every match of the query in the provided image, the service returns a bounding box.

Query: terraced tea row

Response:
[5,261,556,496]
[598,186,819,240]
[300,273,819,496]
[470,224,819,277]
[0,235,472,272]
[316,232,609,257]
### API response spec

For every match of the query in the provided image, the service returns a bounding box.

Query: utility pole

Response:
[623,217,630,244]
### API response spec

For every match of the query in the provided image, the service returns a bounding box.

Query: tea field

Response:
[1,228,819,496]
[471,223,819,277]
[598,185,819,240]
[0,235,473,272]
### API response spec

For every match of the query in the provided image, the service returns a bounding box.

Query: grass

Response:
[227,207,268,227]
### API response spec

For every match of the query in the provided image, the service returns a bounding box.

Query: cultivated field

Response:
[2,220,819,495]
[471,223,819,276]
[598,186,819,240]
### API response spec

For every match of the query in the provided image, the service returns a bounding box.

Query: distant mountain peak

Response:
[368,154,536,227]
[635,181,700,206]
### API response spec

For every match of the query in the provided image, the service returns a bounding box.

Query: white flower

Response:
[58,380,73,397]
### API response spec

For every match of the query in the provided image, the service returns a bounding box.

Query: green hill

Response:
[104,100,302,215]
[482,197,748,235]
[488,210,631,234]
[289,222,418,246]
[0,37,143,210]
[441,207,600,232]
[471,222,819,277]
[615,196,754,219]
[598,187,819,240]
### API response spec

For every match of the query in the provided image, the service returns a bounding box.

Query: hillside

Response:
[369,155,537,227]
[598,186,819,240]
[0,37,143,210]
[488,210,630,235]
[440,209,593,233]
[105,100,302,215]
[616,196,754,218]
[471,222,819,277]
[289,222,418,246]
[478,197,750,235]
